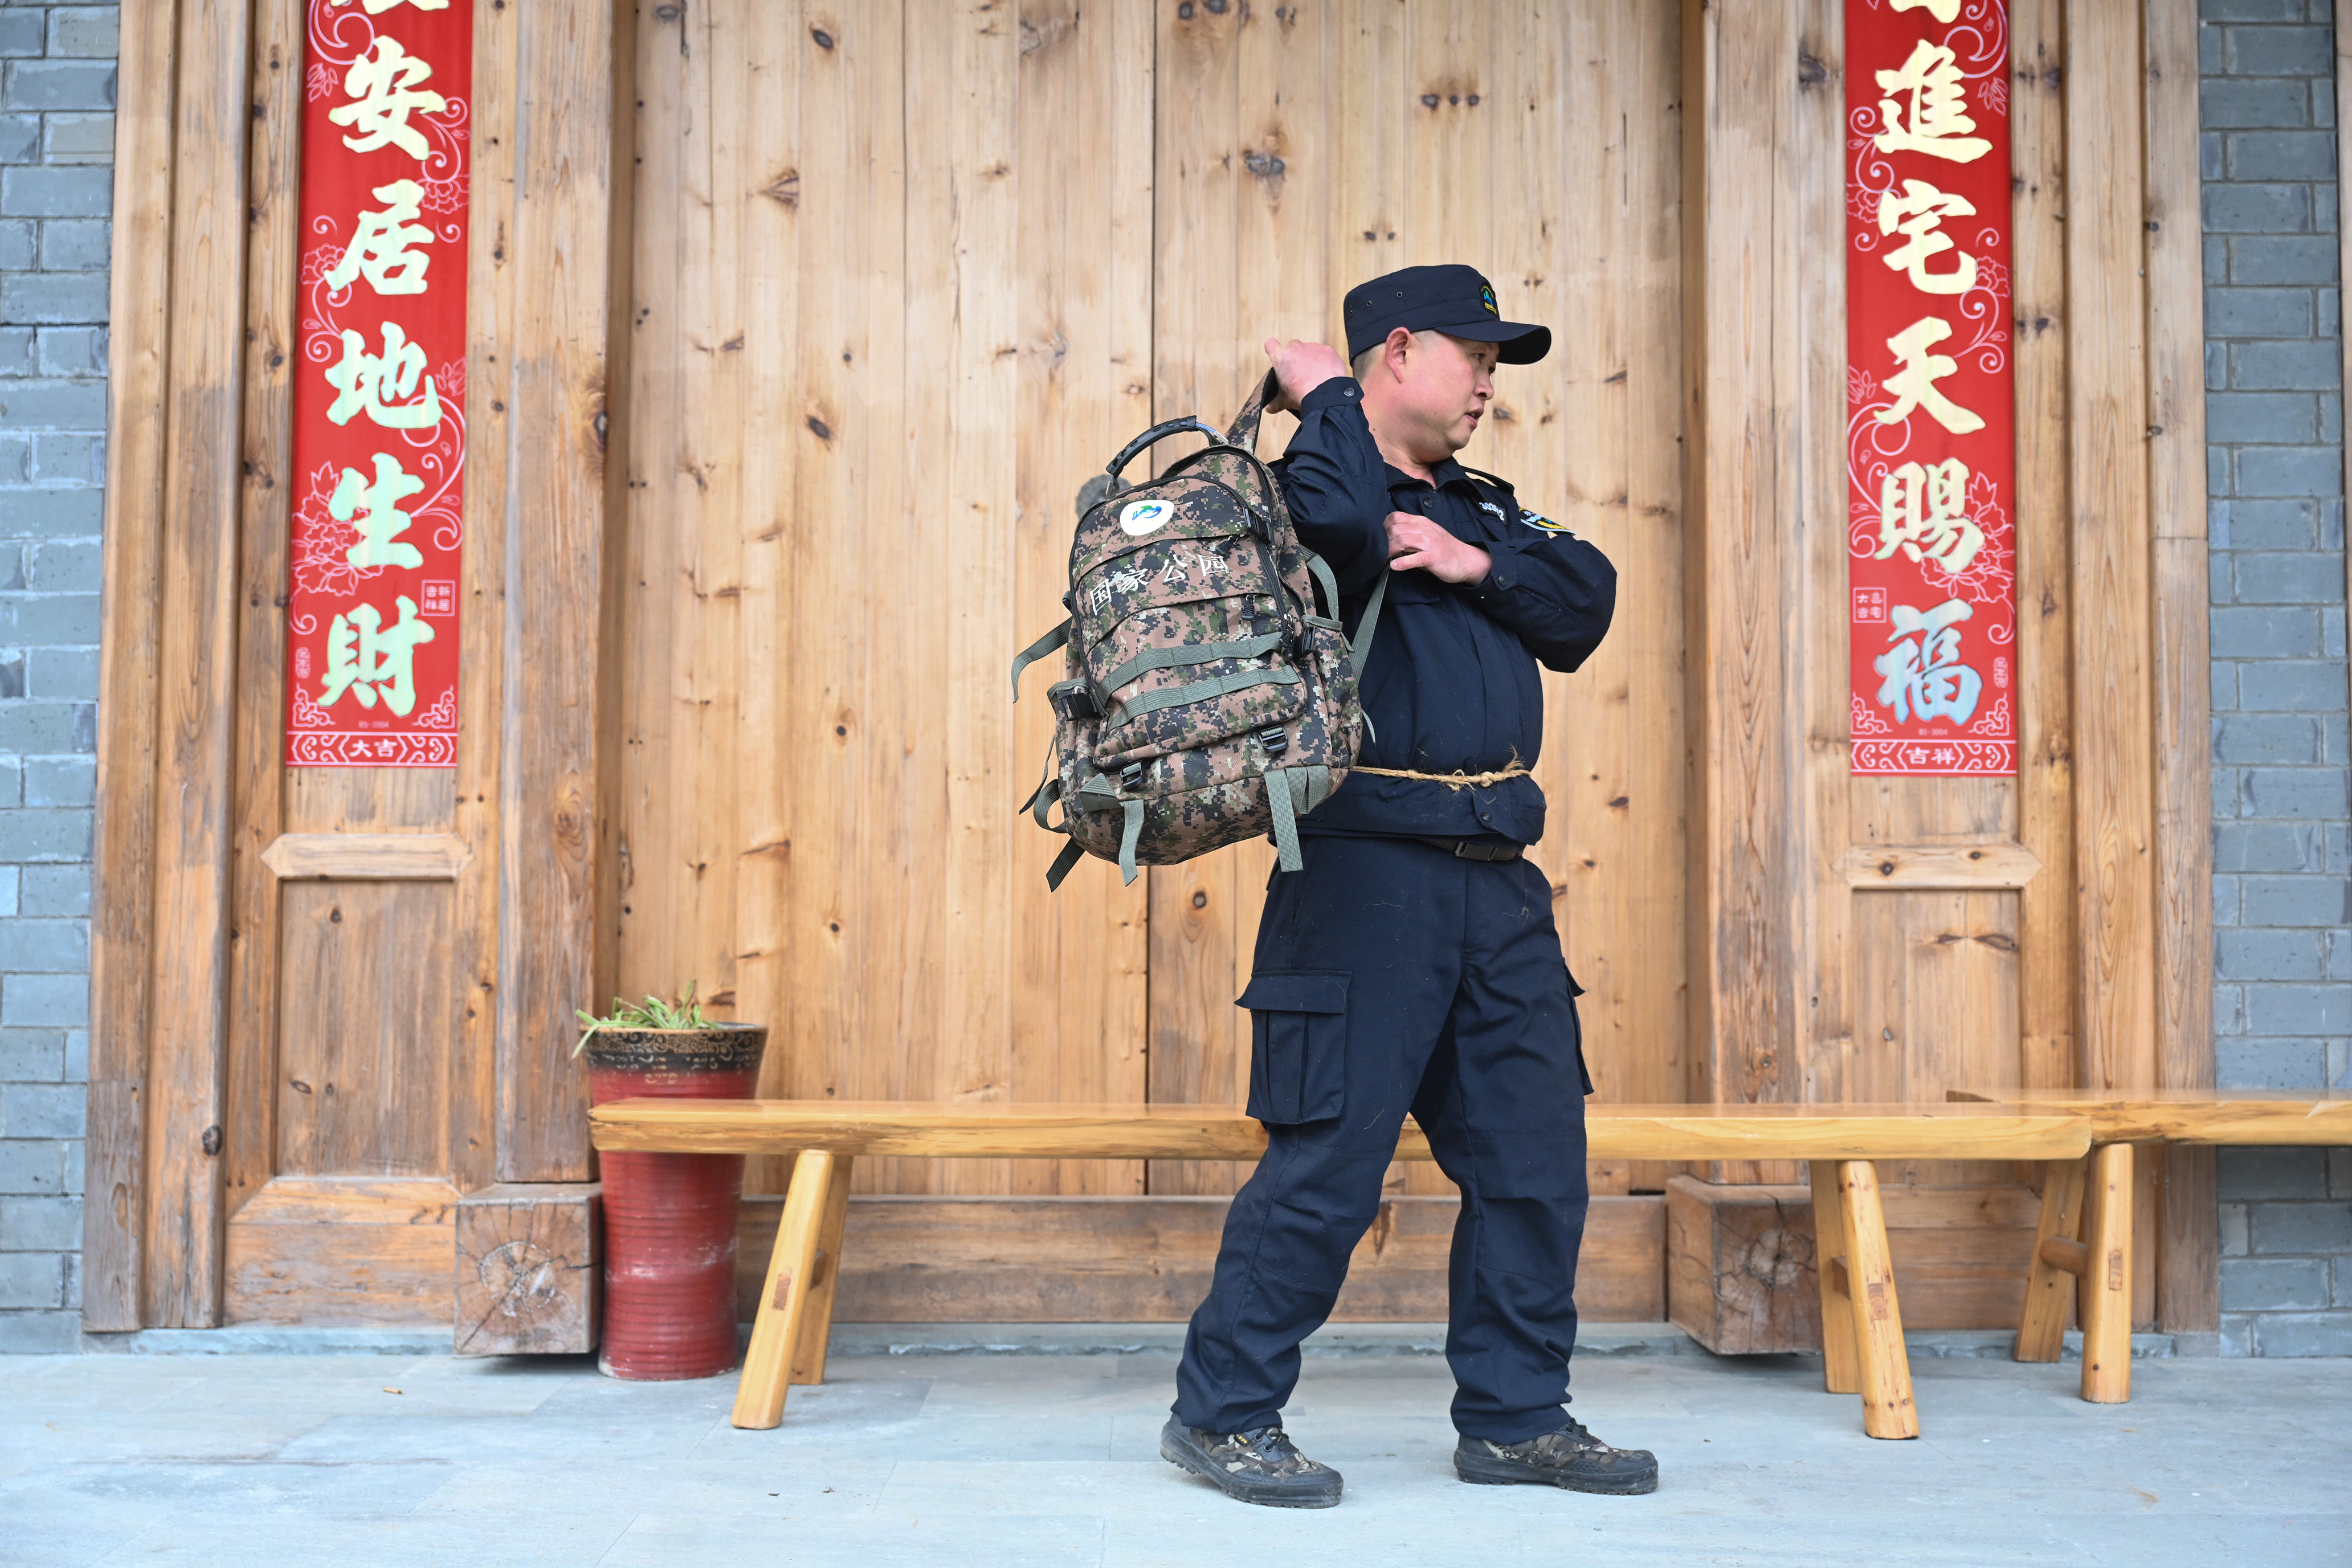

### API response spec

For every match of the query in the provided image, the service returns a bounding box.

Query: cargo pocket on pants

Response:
[1237,971,1349,1125]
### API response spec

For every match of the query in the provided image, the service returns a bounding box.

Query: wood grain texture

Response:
[259,834,472,881]
[1943,1091,2352,1145]
[84,0,185,1331]
[2014,1153,2086,1361]
[223,1177,460,1326]
[452,1182,601,1355]
[738,1193,1667,1325]
[590,1097,2092,1161]
[141,0,261,1328]
[2063,0,2158,1100]
[492,0,620,1183]
[1836,1160,1918,1439]
[733,1148,832,1429]
[1680,0,1804,1124]
[1836,844,2043,889]
[2079,1141,2132,1402]
[1810,1159,1859,1393]
[2143,0,2214,1340]
[219,0,303,1240]
[2007,0,2080,1104]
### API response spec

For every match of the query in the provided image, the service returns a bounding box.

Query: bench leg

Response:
[1809,1159,1861,1396]
[787,1153,855,1387]
[2016,1155,2089,1363]
[2079,1141,2133,1404]
[731,1149,836,1431]
[1838,1159,1918,1440]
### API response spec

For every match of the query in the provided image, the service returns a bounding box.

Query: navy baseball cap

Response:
[1342,264,1551,365]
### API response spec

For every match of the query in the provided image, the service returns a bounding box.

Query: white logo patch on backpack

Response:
[1120,499,1174,536]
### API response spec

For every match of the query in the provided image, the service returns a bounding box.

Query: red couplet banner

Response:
[284,0,471,768]
[1845,0,2015,777]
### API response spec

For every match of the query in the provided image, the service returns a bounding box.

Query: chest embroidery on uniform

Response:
[1479,500,1506,521]
[1517,506,1576,537]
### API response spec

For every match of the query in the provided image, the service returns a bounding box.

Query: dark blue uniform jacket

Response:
[1274,376,1618,846]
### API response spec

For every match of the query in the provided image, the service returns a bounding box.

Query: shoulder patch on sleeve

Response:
[1517,505,1577,537]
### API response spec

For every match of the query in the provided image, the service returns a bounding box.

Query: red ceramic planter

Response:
[582,1024,766,1381]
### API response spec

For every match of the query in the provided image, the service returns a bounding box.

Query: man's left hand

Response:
[1385,511,1491,585]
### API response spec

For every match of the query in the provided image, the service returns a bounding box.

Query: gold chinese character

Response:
[1875,316,1984,435]
[1873,40,1991,164]
[323,321,442,430]
[328,36,447,162]
[329,452,428,571]
[320,595,435,717]
[1877,178,1978,296]
[332,0,450,12]
[1875,457,1982,574]
[324,179,432,297]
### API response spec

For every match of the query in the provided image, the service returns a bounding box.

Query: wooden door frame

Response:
[1679,0,2214,1332]
[83,0,635,1330]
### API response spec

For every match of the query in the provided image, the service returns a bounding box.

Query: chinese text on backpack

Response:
[1008,371,1387,888]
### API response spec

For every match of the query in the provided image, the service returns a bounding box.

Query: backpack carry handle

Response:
[1105,416,1228,483]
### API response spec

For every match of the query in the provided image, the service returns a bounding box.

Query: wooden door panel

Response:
[273,880,459,1179]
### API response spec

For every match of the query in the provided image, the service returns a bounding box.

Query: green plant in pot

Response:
[577,985,768,1381]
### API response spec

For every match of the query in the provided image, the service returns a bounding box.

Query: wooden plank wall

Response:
[613,0,1689,1204]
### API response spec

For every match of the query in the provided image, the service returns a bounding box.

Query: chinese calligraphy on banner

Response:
[285,0,470,767]
[1846,0,2016,777]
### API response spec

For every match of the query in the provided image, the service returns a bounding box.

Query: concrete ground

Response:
[4,1329,2348,1567]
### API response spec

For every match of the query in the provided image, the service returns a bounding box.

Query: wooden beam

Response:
[136,0,260,1329]
[2063,0,2159,1100]
[1680,0,1806,1129]
[2143,0,2215,1343]
[1836,844,2044,891]
[589,1098,2094,1162]
[259,834,472,881]
[83,0,185,1333]
[491,0,627,1182]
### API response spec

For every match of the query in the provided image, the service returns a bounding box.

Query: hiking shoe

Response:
[1454,1417,1659,1494]
[1161,1417,1344,1508]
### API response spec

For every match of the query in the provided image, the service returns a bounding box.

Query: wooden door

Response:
[84,0,623,1329]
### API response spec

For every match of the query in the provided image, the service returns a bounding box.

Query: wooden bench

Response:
[1950,1090,2352,1404]
[587,1100,2093,1440]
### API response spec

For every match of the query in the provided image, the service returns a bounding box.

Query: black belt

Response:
[1411,835,1523,862]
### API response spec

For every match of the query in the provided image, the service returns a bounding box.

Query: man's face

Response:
[1388,332,1498,460]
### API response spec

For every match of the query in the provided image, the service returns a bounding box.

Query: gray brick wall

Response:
[0,0,107,1355]
[2203,0,2352,1357]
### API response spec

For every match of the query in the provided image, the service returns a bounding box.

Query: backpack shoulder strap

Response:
[1225,368,1283,450]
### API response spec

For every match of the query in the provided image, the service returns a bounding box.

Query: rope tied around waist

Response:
[1349,764,1532,790]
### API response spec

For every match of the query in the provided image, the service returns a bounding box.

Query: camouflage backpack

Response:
[1008,372,1387,889]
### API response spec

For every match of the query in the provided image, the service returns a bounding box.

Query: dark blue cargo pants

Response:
[1171,834,1592,1444]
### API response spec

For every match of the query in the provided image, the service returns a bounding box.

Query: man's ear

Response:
[1382,327,1416,380]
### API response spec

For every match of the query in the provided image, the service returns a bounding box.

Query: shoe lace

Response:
[1236,1425,1300,1462]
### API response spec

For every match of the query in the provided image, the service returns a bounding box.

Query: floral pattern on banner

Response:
[1845,0,2016,777]
[284,0,470,768]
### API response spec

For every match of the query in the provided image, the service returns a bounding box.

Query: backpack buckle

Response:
[1048,680,1100,722]
[1120,761,1144,791]
[1258,726,1289,759]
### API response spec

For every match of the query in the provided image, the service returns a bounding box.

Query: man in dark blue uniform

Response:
[1159,266,1656,1508]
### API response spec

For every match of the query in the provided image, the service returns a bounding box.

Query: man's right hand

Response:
[1263,338,1350,414]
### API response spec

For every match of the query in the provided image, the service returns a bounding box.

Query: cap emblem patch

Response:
[1480,283,1498,316]
[1118,498,1174,537]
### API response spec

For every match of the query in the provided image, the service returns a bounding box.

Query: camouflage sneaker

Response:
[1454,1417,1659,1494]
[1161,1417,1344,1508]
